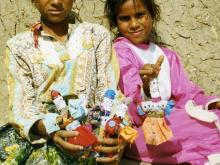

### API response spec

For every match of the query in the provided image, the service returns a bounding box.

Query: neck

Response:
[41,17,69,42]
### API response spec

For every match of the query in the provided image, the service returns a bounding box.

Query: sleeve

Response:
[5,46,46,144]
[115,47,144,126]
[116,47,143,103]
[167,50,220,109]
[93,26,119,103]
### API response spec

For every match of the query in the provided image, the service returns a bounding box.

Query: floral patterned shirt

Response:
[6,22,120,144]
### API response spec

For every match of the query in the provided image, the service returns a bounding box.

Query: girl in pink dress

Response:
[105,0,220,164]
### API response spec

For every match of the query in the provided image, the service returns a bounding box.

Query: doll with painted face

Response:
[138,78,174,145]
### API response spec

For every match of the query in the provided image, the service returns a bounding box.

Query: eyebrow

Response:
[118,10,147,16]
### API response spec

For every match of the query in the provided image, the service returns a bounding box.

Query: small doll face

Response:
[149,79,159,93]
[32,0,74,23]
[141,100,167,113]
[117,0,153,45]
[101,97,114,112]
[101,116,111,127]
[114,103,128,118]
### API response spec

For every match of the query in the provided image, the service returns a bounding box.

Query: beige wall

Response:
[0,0,219,125]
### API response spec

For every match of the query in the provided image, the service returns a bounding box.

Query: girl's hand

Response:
[208,101,220,110]
[95,137,127,165]
[51,130,83,154]
[31,120,83,154]
[217,102,220,109]
[139,55,164,80]
[139,55,164,96]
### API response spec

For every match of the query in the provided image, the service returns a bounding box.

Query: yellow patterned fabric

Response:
[6,22,120,144]
[142,117,173,145]
[119,126,138,143]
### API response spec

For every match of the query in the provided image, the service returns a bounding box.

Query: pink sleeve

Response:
[115,47,144,125]
[163,48,219,109]
[116,47,143,101]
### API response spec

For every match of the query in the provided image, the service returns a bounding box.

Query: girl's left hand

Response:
[95,137,126,165]
[208,101,220,110]
[216,101,220,109]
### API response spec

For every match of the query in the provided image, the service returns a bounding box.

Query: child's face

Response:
[33,0,73,24]
[117,0,153,45]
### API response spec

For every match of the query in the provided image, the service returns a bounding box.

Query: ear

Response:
[31,0,38,8]
[31,0,36,4]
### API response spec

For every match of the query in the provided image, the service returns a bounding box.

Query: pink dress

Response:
[114,37,220,165]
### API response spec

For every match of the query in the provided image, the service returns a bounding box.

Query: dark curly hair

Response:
[104,0,163,44]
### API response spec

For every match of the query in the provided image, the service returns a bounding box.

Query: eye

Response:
[135,12,145,19]
[118,15,130,22]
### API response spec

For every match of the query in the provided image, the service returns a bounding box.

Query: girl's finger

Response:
[139,69,153,76]
[216,102,220,109]
[98,137,119,145]
[141,64,154,70]
[56,130,79,138]
[155,55,164,68]
[95,145,123,154]
[96,154,119,163]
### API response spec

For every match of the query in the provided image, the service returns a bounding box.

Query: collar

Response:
[114,37,150,50]
[31,21,75,48]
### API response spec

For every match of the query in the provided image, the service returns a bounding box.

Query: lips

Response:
[130,30,143,37]
[48,9,64,15]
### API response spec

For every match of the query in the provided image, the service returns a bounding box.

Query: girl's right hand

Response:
[139,55,164,80]
[139,55,164,96]
[95,137,126,164]
[51,130,84,154]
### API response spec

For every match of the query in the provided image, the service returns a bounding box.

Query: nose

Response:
[129,17,140,30]
[51,0,62,7]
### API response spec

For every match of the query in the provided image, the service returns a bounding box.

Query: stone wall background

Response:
[0,0,219,125]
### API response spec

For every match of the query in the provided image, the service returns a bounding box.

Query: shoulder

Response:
[159,46,183,65]
[76,22,110,37]
[113,38,139,64]
[114,37,131,49]
[160,46,178,57]
[7,31,34,52]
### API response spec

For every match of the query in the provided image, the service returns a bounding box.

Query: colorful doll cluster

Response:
[88,90,138,143]
[137,78,174,145]
[51,89,137,158]
[51,90,98,158]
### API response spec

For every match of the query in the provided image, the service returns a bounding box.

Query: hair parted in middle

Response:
[104,0,160,30]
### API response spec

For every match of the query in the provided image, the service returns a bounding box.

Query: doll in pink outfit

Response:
[105,0,220,164]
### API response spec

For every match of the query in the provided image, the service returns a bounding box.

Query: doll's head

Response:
[32,0,74,24]
[105,0,160,44]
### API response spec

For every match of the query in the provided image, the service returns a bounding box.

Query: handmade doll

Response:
[138,78,174,145]
[94,89,138,143]
[51,90,98,155]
